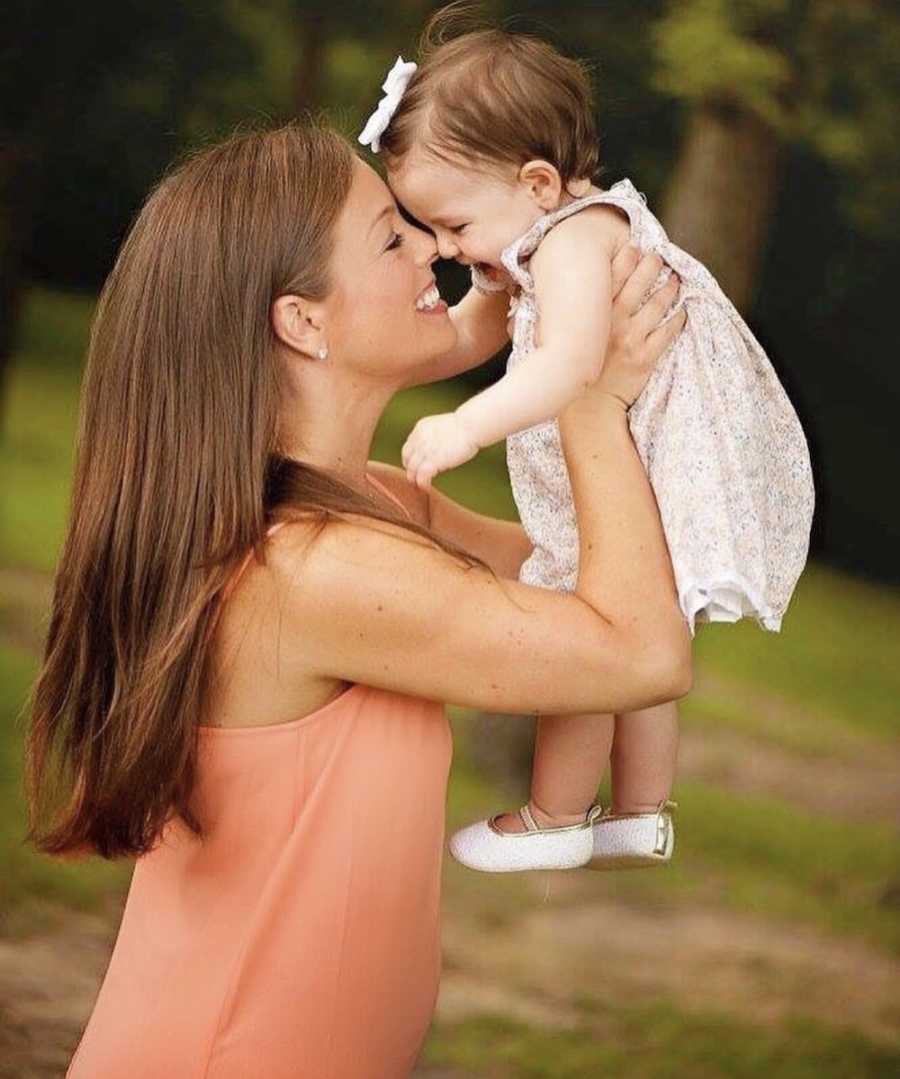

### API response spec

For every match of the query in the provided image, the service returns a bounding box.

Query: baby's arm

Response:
[455,209,623,448]
[406,283,511,387]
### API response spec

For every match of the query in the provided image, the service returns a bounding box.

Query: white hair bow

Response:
[358,56,418,153]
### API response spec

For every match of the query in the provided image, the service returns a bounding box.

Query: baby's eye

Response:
[451,224,469,234]
[385,232,404,251]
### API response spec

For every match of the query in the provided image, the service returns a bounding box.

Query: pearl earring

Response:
[317,345,328,361]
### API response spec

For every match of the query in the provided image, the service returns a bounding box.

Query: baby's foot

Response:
[449,802,602,873]
[586,799,677,870]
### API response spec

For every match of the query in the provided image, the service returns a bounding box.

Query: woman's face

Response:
[321,158,457,383]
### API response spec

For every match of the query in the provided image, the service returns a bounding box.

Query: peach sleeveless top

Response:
[66,471,453,1079]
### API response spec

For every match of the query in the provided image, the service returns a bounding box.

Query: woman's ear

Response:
[271,295,328,360]
[518,160,563,211]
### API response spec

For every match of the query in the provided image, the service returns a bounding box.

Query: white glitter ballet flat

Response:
[586,799,677,870]
[448,803,603,873]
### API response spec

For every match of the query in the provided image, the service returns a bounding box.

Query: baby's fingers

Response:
[414,463,435,491]
[401,433,419,470]
[403,446,421,484]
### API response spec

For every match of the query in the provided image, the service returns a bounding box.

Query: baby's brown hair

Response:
[379,2,600,187]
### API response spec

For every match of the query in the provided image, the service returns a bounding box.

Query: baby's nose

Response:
[436,233,459,260]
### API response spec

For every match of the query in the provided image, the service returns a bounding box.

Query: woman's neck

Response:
[279,366,396,494]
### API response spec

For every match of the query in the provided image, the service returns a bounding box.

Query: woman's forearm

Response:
[559,394,689,681]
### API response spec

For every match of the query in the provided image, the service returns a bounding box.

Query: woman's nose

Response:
[412,226,439,267]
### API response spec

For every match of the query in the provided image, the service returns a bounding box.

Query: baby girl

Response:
[358,17,814,873]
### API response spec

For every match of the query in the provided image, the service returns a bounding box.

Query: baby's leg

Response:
[494,712,614,833]
[610,700,679,812]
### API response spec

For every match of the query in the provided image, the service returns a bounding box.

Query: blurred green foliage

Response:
[652,0,900,236]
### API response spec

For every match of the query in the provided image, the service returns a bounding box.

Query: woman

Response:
[25,121,689,1078]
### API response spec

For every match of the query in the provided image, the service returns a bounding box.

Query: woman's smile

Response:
[414,280,449,316]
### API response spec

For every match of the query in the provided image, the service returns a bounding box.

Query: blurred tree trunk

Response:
[661,102,781,313]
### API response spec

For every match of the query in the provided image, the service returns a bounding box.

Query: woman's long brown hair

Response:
[24,120,491,860]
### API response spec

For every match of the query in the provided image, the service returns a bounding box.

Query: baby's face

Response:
[388,151,545,275]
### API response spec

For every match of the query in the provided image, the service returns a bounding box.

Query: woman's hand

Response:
[590,247,686,410]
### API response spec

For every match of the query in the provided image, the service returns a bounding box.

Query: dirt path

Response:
[1,877,897,1079]
[0,909,116,1079]
[677,723,900,823]
[438,883,900,1045]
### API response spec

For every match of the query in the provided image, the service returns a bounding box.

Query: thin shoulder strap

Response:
[500,179,647,293]
[365,469,414,520]
[205,520,287,645]
[210,477,410,644]
[219,521,287,606]
[223,474,408,611]
[218,475,410,614]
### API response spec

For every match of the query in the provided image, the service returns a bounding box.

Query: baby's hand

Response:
[401,412,480,490]
[471,263,516,295]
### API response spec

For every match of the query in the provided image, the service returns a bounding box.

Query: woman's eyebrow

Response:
[368,204,394,238]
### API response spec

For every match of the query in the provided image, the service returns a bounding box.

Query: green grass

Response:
[0,364,82,572]
[692,565,900,743]
[664,781,899,952]
[0,644,132,925]
[422,1008,899,1078]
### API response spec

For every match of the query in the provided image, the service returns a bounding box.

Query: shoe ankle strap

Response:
[519,803,540,831]
[520,802,604,831]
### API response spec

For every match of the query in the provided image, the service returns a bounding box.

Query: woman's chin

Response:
[402,316,458,381]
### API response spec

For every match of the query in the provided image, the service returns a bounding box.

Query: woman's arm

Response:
[270,253,690,717]
[455,208,620,448]
[367,458,532,581]
[427,483,533,580]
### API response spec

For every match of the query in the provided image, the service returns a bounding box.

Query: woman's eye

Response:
[386,232,404,251]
